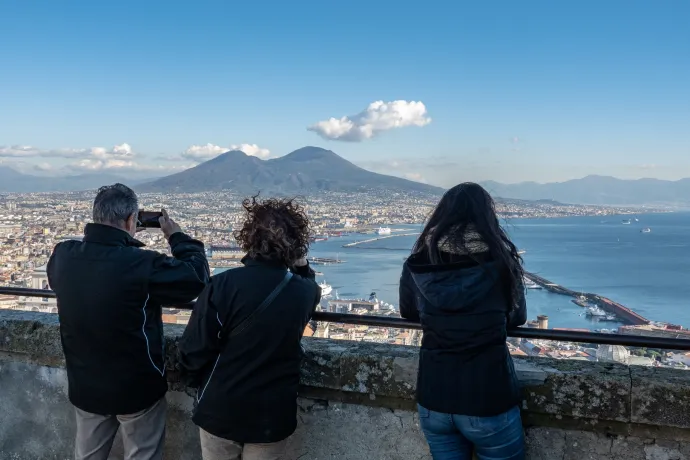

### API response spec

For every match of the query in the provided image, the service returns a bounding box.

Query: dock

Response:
[309,257,345,265]
[342,232,420,248]
[524,272,650,326]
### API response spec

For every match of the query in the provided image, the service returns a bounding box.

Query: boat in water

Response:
[597,314,618,322]
[585,306,607,317]
[523,277,542,289]
[572,297,590,308]
[377,227,392,235]
[641,227,651,233]
[622,219,632,225]
[319,281,333,297]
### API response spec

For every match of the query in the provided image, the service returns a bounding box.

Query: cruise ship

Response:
[319,281,333,297]
[377,227,392,235]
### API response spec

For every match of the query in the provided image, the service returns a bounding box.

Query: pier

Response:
[342,232,420,248]
[524,272,650,326]
[309,257,346,265]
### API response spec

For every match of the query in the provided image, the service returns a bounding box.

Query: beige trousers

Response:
[74,398,166,460]
[199,428,288,460]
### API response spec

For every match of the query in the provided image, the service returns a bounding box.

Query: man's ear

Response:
[126,213,137,235]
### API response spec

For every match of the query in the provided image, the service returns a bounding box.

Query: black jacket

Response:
[178,256,321,444]
[399,251,526,417]
[47,223,209,415]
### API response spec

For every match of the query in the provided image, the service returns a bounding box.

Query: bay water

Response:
[305,212,690,330]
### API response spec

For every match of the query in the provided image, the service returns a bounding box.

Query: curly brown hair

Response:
[233,196,312,266]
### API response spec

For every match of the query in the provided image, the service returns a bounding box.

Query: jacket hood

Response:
[406,254,500,312]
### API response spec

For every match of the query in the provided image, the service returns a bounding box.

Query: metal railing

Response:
[4,287,690,351]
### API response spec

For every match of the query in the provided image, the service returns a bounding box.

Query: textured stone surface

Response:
[632,366,690,429]
[5,310,690,459]
[288,400,430,460]
[520,358,631,423]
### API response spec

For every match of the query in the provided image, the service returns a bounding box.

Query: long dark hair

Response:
[413,183,524,309]
[234,196,311,267]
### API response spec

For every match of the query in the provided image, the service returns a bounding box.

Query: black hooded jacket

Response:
[399,251,526,417]
[178,256,321,444]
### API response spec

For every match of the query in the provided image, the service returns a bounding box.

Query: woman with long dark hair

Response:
[400,183,527,460]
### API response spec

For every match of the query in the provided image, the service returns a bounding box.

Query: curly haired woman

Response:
[179,196,321,460]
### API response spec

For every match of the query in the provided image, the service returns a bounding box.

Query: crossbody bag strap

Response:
[223,271,293,342]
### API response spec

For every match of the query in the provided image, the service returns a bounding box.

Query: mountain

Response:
[0,166,137,193]
[137,146,443,194]
[481,175,690,206]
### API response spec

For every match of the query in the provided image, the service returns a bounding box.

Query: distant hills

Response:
[3,152,689,207]
[481,175,690,206]
[0,166,135,193]
[137,146,443,194]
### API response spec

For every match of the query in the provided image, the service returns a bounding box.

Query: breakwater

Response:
[342,232,420,248]
[524,272,650,326]
[309,257,346,265]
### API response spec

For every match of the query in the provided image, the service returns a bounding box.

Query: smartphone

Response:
[137,210,163,228]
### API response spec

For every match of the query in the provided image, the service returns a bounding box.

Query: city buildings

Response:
[0,189,675,365]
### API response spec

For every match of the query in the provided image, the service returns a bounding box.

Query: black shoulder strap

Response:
[223,271,293,342]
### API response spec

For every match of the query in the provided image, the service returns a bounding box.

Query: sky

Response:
[0,0,689,186]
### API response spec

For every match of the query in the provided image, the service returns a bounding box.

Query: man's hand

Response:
[159,208,182,240]
[293,257,308,268]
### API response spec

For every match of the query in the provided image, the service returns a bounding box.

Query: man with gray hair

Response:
[47,183,210,460]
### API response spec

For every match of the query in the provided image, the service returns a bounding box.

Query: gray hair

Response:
[92,183,139,224]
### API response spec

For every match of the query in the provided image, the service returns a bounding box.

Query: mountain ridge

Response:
[137,146,443,194]
[0,166,139,193]
[481,175,690,206]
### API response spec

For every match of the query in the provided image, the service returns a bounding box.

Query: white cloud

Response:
[181,143,228,161]
[404,172,427,183]
[0,143,136,159]
[232,143,271,159]
[308,100,431,142]
[180,143,271,162]
[33,162,53,172]
[70,158,192,173]
[112,143,133,156]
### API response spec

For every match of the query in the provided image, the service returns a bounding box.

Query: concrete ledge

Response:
[5,310,690,459]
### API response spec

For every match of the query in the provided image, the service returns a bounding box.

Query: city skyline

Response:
[1,1,689,185]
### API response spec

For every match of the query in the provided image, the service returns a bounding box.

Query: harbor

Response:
[524,272,651,326]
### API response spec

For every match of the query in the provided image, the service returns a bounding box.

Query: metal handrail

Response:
[4,287,690,351]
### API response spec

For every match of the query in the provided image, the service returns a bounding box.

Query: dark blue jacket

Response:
[47,223,209,415]
[399,251,526,417]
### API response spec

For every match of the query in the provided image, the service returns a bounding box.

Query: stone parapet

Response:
[3,309,690,459]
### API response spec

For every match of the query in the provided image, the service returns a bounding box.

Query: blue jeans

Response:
[418,404,525,460]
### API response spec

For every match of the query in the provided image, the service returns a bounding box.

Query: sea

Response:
[296,212,690,330]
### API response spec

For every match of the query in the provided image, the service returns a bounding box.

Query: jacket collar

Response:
[241,254,287,270]
[82,223,145,248]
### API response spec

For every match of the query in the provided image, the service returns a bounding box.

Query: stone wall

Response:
[2,310,690,459]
